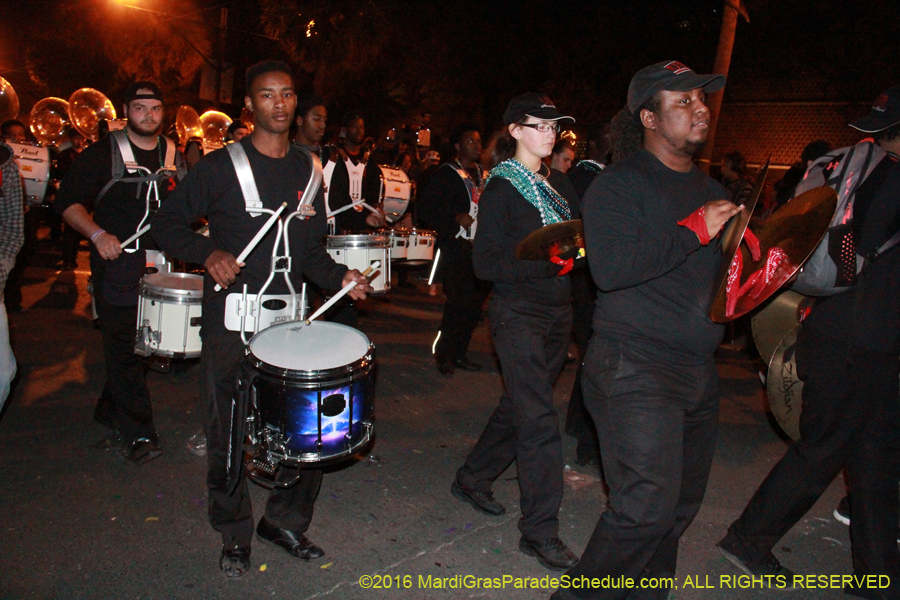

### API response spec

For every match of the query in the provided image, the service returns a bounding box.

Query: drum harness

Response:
[452,161,484,241]
[224,142,324,492]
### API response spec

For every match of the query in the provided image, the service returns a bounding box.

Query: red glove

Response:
[550,255,574,276]
[677,206,710,245]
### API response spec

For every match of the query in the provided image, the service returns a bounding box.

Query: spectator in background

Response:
[2,120,34,311]
[0,140,24,409]
[549,139,575,174]
[720,150,753,204]
[226,121,249,144]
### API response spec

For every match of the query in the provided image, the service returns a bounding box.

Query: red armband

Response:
[677,206,710,245]
[550,255,574,276]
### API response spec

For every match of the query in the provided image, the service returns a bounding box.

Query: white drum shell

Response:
[327,235,391,294]
[406,229,436,264]
[135,273,204,358]
[8,141,50,205]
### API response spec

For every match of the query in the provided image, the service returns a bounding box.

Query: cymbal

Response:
[708,160,768,320]
[750,290,813,366]
[766,324,804,441]
[709,185,838,323]
[516,219,584,261]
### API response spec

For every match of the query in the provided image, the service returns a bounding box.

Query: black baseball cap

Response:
[850,86,900,133]
[627,61,725,114]
[502,93,575,126]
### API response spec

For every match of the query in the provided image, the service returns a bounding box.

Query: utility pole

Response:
[214,7,228,108]
[699,0,749,173]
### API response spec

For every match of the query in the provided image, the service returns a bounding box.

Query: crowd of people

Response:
[0,57,898,600]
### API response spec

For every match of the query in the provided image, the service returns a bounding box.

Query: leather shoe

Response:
[123,438,162,466]
[220,545,251,578]
[519,537,579,570]
[451,480,505,516]
[436,359,455,376]
[256,518,325,561]
[452,356,482,371]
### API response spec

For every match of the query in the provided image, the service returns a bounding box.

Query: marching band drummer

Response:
[152,61,371,579]
[56,81,185,466]
[451,93,581,571]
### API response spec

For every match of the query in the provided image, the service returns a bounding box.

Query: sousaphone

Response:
[0,76,19,123]
[69,88,117,141]
[175,105,203,144]
[29,97,70,146]
[199,110,232,151]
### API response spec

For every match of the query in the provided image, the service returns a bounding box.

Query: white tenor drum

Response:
[377,165,411,224]
[8,141,51,206]
[379,228,409,261]
[135,272,204,358]
[327,234,391,294]
[406,229,436,265]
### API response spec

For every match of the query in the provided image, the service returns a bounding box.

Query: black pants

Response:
[565,299,599,461]
[434,248,490,362]
[557,337,719,600]
[456,297,571,540]
[91,274,156,442]
[201,331,322,549]
[724,328,900,587]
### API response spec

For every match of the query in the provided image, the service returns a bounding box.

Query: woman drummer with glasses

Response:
[450,93,581,571]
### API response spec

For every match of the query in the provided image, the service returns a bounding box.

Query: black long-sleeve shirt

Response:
[473,169,579,307]
[151,136,347,336]
[417,163,476,258]
[327,150,382,233]
[584,149,727,362]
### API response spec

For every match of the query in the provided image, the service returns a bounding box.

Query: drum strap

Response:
[226,142,265,217]
[96,131,177,207]
[345,157,366,204]
[323,159,338,234]
[226,361,257,495]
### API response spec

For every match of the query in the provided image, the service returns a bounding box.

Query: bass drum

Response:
[245,321,375,466]
[8,141,51,206]
[377,165,411,224]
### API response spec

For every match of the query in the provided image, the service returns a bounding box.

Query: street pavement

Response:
[0,230,856,600]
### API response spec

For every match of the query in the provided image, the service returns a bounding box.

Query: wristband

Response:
[90,229,106,244]
[677,206,710,245]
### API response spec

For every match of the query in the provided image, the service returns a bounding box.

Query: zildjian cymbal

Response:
[709,185,838,323]
[750,290,814,367]
[766,323,804,441]
[516,219,584,261]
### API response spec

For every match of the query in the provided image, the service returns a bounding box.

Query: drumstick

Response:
[214,202,288,292]
[327,200,382,218]
[305,261,380,324]
[428,248,441,285]
[121,224,151,248]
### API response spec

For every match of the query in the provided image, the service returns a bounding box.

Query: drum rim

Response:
[326,235,391,249]
[140,272,204,302]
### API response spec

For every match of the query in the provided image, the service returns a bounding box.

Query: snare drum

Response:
[379,228,409,261]
[377,165,411,224]
[8,141,51,206]
[246,320,375,465]
[327,234,391,294]
[135,272,203,358]
[405,229,436,264]
[144,249,172,274]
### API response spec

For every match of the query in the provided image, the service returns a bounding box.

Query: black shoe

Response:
[452,356,483,372]
[450,480,505,516]
[220,546,251,579]
[123,438,162,466]
[256,518,325,561]
[717,535,795,579]
[574,454,601,469]
[519,537,579,571]
[436,359,455,376]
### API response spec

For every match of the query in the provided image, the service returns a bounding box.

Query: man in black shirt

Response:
[718,88,900,599]
[325,112,385,234]
[418,124,491,376]
[153,61,370,579]
[56,81,181,466]
[553,61,740,600]
[292,93,327,160]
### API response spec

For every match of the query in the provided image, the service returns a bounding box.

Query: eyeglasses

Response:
[519,122,560,133]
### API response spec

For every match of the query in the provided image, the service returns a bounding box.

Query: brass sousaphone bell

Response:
[29,98,71,146]
[0,76,20,123]
[69,88,117,141]
[175,105,203,144]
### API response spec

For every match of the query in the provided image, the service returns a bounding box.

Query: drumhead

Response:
[141,272,204,303]
[249,321,371,372]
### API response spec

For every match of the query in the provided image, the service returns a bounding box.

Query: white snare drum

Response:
[8,141,51,206]
[379,228,409,261]
[377,165,411,224]
[406,229,436,264]
[327,234,391,294]
[245,320,375,467]
[135,272,204,358]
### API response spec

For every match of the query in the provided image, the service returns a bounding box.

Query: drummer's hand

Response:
[205,249,244,289]
[94,232,123,261]
[343,269,371,301]
[455,213,475,228]
[704,200,743,239]
[365,208,386,228]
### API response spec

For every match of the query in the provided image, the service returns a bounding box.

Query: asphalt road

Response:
[0,231,855,600]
